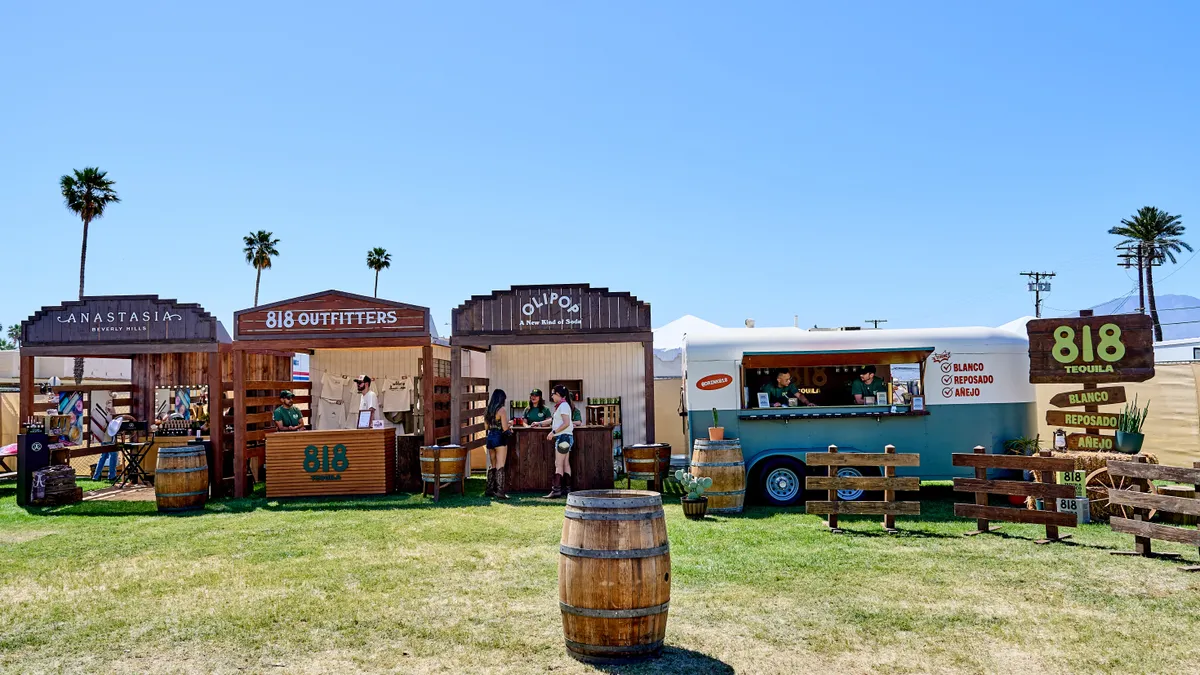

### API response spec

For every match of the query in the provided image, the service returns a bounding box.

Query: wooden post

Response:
[826,445,841,533]
[433,445,441,502]
[1134,454,1152,555]
[883,444,897,532]
[969,445,992,534]
[18,352,34,423]
[233,350,246,498]
[450,346,462,446]
[1194,461,1200,562]
[643,338,656,444]
[1078,310,1101,435]
[207,350,224,497]
[422,344,435,447]
[1034,450,1070,544]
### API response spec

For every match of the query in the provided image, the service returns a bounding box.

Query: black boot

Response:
[562,473,573,495]
[495,466,510,500]
[484,468,495,497]
[544,473,563,499]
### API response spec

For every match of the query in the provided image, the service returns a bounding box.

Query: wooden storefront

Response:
[230,290,445,498]
[450,284,655,492]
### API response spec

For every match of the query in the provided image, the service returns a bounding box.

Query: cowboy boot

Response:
[544,473,562,499]
[562,473,573,495]
[484,468,495,497]
[495,466,510,500]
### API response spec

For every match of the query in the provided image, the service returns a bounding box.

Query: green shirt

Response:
[851,377,888,401]
[760,382,799,406]
[524,405,552,423]
[273,405,303,429]
[572,409,582,424]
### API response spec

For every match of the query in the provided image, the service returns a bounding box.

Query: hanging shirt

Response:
[381,377,412,412]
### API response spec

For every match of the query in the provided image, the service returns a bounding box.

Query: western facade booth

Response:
[449,284,655,492]
[231,290,450,499]
[16,295,291,506]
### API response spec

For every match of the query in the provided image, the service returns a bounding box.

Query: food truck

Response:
[682,325,1037,505]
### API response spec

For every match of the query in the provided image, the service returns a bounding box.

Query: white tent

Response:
[653,315,720,378]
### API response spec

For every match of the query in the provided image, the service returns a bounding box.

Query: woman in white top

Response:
[544,384,575,498]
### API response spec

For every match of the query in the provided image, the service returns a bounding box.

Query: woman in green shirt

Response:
[524,389,553,426]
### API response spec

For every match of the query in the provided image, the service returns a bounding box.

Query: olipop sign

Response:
[519,291,582,329]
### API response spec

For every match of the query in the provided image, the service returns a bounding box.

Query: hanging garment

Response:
[318,372,351,430]
[381,376,412,412]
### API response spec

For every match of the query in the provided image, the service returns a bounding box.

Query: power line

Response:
[1019,271,1055,318]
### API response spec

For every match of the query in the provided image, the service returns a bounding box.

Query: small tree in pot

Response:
[676,470,713,520]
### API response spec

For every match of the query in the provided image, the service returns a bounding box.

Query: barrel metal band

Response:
[624,458,667,464]
[559,544,669,559]
[566,494,662,509]
[559,601,670,618]
[156,490,208,498]
[691,461,743,467]
[705,490,746,496]
[564,639,664,655]
[154,467,208,474]
[564,508,664,521]
[421,474,463,481]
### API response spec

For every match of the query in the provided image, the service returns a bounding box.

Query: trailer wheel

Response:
[832,466,882,502]
[758,457,805,507]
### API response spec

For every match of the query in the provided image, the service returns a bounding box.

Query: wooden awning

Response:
[742,348,934,369]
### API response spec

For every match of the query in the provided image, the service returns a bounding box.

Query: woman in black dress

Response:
[484,389,511,499]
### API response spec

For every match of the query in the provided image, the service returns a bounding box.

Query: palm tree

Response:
[1109,207,1191,341]
[243,231,280,306]
[0,325,15,351]
[61,167,121,383]
[366,247,392,297]
[6,324,19,349]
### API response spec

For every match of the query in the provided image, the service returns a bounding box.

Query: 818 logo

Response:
[304,444,349,481]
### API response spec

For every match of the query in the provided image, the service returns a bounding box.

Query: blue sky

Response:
[2,1,1198,337]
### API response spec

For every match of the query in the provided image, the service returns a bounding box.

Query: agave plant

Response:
[1117,396,1150,434]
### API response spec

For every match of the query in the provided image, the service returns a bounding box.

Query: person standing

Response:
[355,375,378,425]
[483,389,511,500]
[273,391,304,432]
[852,365,888,405]
[523,389,553,427]
[760,370,815,407]
[544,384,575,498]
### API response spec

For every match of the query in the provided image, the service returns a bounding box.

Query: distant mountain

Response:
[1088,294,1200,341]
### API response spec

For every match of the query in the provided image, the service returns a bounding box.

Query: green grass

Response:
[1,480,1199,674]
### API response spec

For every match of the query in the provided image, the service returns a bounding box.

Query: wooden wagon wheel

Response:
[1085,467,1157,521]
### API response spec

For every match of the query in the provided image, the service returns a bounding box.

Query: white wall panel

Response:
[487,343,646,445]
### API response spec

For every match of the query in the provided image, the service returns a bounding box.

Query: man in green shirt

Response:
[273,391,304,431]
[851,366,888,404]
[760,371,814,407]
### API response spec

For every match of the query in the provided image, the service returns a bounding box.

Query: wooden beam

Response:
[451,332,652,348]
[952,453,1074,472]
[805,501,921,516]
[230,336,430,351]
[1108,461,1200,485]
[19,342,219,357]
[450,345,462,446]
[806,477,919,491]
[18,353,34,422]
[1110,489,1200,517]
[805,452,920,466]
[422,344,435,447]
[208,350,224,497]
[953,478,1076,500]
[233,350,246,498]
[1111,517,1200,546]
[953,504,1078,528]
[644,338,655,444]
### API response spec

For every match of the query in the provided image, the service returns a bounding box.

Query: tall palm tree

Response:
[6,324,19,347]
[1109,206,1191,341]
[366,247,392,298]
[61,167,121,383]
[243,231,280,306]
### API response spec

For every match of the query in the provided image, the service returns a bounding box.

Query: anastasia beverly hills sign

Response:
[22,296,221,345]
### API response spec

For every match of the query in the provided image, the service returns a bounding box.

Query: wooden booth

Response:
[450,284,655,492]
[15,295,290,505]
[230,290,449,499]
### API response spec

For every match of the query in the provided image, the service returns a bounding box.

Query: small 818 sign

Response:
[305,443,350,481]
[1026,314,1154,384]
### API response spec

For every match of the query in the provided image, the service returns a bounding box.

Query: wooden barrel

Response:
[559,490,670,664]
[419,445,467,484]
[623,443,672,482]
[690,439,745,514]
[154,445,208,513]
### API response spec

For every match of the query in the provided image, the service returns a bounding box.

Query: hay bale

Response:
[1026,452,1158,520]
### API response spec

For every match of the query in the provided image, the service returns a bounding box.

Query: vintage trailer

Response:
[682,326,1037,505]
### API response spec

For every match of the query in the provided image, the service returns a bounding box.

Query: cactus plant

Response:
[711,408,719,429]
[675,469,713,500]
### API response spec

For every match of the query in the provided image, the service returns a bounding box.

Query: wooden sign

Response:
[1046,410,1119,430]
[1055,469,1088,496]
[21,295,222,349]
[452,284,651,336]
[265,428,395,498]
[1066,433,1116,451]
[1049,386,1126,409]
[235,290,429,340]
[1027,314,1154,384]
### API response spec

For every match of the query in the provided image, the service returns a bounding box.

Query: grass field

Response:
[2,479,1200,675]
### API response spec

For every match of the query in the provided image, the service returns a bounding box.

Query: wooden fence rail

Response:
[1108,458,1200,571]
[805,445,921,534]
[952,446,1076,544]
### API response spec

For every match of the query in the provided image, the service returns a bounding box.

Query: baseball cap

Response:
[280,390,293,398]
[354,374,372,383]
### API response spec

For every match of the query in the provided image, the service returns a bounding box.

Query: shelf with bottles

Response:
[585,397,621,427]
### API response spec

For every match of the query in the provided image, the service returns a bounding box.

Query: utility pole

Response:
[864,319,887,329]
[1019,271,1055,318]
[1117,243,1160,314]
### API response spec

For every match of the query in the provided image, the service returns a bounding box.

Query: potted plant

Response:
[1002,436,1041,504]
[1115,396,1149,454]
[708,407,724,441]
[676,470,713,520]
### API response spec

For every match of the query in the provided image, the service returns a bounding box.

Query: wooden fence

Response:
[805,445,921,533]
[1107,458,1200,571]
[952,446,1076,544]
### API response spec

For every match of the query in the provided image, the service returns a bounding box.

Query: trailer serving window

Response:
[739,348,933,410]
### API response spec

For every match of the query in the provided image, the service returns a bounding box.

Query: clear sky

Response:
[2,2,1198,337]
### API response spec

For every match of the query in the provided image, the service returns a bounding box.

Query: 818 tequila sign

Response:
[1027,314,1154,384]
[304,443,350,481]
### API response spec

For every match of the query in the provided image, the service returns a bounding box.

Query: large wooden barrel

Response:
[154,445,208,513]
[419,445,467,484]
[623,443,672,482]
[690,439,745,514]
[559,490,670,664]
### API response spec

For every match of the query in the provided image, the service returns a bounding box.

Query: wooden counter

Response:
[265,428,395,498]
[506,426,615,492]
